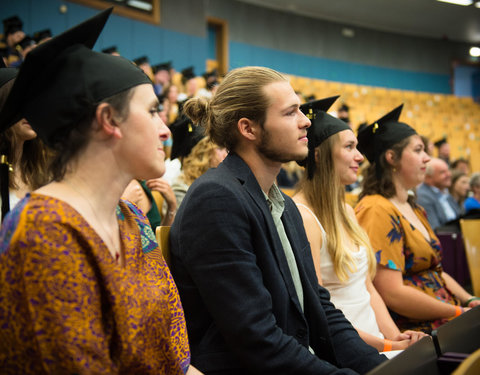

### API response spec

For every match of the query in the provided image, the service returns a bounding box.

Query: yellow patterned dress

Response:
[355,194,461,333]
[0,193,190,374]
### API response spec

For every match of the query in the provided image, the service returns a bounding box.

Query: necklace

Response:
[64,181,122,264]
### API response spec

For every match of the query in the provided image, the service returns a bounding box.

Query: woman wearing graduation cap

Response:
[355,105,480,334]
[292,97,425,355]
[0,61,51,223]
[0,8,201,375]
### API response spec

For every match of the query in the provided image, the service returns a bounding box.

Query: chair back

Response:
[155,225,171,267]
[460,219,480,296]
[452,348,480,375]
[151,190,165,213]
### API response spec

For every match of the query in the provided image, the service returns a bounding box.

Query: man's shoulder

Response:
[416,183,435,198]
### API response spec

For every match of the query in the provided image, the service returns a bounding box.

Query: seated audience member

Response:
[451,157,470,175]
[0,60,51,222]
[170,66,387,374]
[0,9,201,374]
[293,97,425,354]
[420,134,434,156]
[171,136,227,207]
[434,137,450,166]
[416,158,458,230]
[355,105,480,334]
[277,161,304,189]
[0,15,25,66]
[449,170,470,217]
[464,173,480,214]
[122,177,177,230]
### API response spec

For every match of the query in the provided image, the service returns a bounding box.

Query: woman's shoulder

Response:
[355,194,393,213]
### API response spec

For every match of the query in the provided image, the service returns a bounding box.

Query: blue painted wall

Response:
[0,0,207,75]
[229,41,451,93]
[1,0,467,94]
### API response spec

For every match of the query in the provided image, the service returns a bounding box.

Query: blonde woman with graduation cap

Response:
[293,97,426,354]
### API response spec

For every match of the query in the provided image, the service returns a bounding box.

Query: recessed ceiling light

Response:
[470,47,480,57]
[436,0,473,5]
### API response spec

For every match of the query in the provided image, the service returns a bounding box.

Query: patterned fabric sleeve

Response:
[355,197,405,273]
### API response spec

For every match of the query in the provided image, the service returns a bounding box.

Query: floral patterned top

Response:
[355,194,460,333]
[0,193,190,374]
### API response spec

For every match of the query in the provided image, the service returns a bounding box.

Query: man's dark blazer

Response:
[170,153,386,374]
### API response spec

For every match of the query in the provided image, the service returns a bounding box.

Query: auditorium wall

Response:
[1,0,473,94]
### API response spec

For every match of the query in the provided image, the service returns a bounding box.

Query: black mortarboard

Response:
[181,66,195,84]
[202,69,218,89]
[152,61,172,74]
[434,137,447,148]
[133,55,149,65]
[338,103,350,112]
[16,35,36,52]
[0,62,18,220]
[357,104,416,178]
[0,8,151,148]
[3,16,23,36]
[33,29,52,44]
[0,63,17,87]
[170,115,205,160]
[102,45,119,54]
[297,95,351,179]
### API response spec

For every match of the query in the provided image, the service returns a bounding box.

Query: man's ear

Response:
[95,103,122,139]
[237,117,259,141]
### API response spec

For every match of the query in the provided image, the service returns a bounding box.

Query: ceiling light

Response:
[470,47,480,57]
[126,0,153,11]
[475,1,480,7]
[436,0,473,5]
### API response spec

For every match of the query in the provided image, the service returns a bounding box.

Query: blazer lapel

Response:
[223,154,304,314]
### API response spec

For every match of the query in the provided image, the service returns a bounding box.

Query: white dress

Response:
[296,203,383,339]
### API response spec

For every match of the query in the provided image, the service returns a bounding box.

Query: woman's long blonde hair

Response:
[296,132,376,282]
[180,136,219,185]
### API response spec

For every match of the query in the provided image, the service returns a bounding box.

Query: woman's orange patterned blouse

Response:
[0,193,190,374]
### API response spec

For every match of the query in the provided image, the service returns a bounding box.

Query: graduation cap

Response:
[170,115,205,160]
[357,104,416,178]
[338,103,350,112]
[133,55,149,65]
[3,16,23,36]
[0,61,18,220]
[152,61,172,74]
[202,69,218,89]
[434,137,447,148]
[181,66,195,84]
[33,29,52,44]
[16,35,36,52]
[297,95,351,179]
[101,45,119,55]
[0,7,152,148]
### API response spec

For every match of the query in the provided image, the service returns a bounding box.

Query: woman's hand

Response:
[122,180,144,207]
[146,178,176,211]
[393,330,427,347]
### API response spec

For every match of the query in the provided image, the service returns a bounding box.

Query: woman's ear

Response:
[314,148,320,163]
[95,103,122,139]
[384,149,396,167]
[237,117,258,141]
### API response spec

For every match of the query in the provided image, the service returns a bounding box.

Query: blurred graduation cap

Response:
[297,95,351,179]
[16,35,36,53]
[170,115,205,160]
[102,45,119,55]
[357,104,416,178]
[133,55,149,65]
[434,137,448,148]
[202,69,218,89]
[33,29,52,44]
[0,59,18,220]
[0,7,151,148]
[3,15,23,36]
[338,103,350,112]
[180,66,195,84]
[152,61,172,74]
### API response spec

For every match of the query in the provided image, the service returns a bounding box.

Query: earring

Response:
[392,167,397,173]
